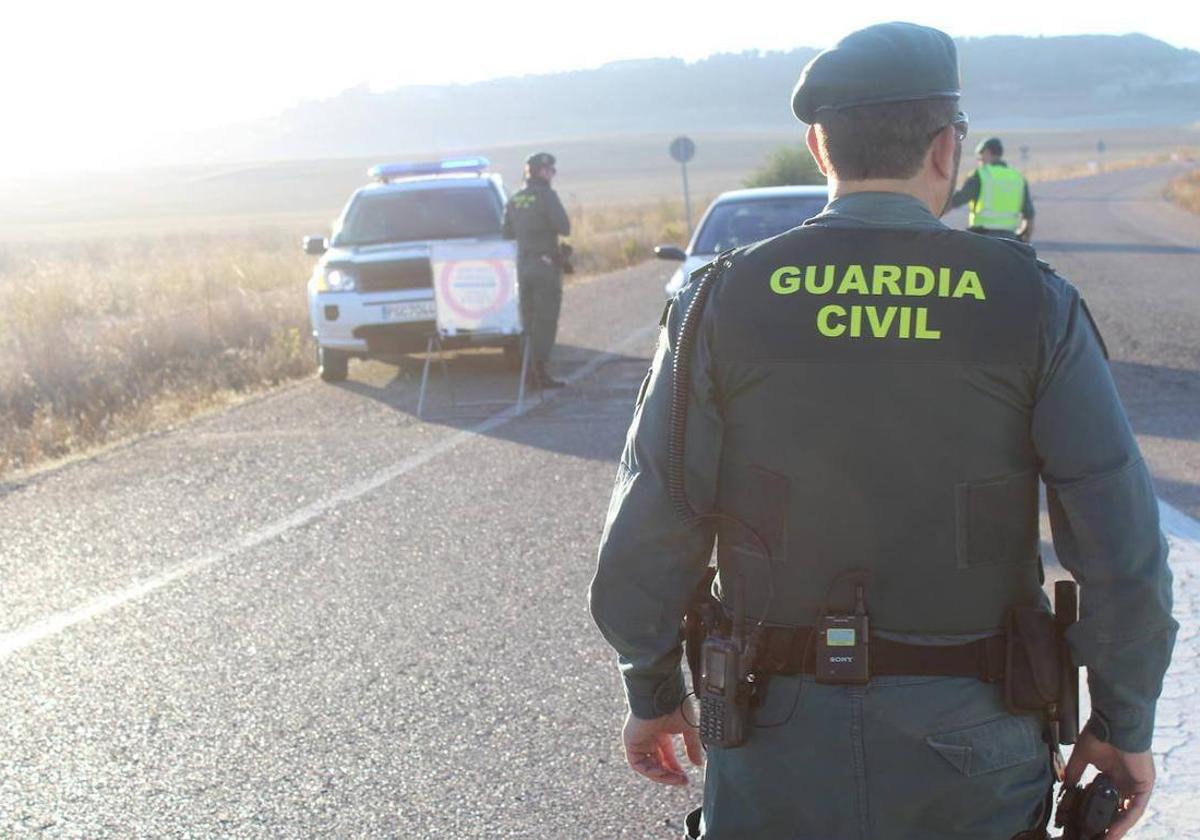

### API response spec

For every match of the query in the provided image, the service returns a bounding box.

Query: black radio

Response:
[698,635,750,749]
[815,585,870,685]
[815,613,870,684]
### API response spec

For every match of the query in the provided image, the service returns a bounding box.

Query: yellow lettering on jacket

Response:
[766,263,988,342]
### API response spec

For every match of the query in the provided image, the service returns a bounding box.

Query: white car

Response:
[657,185,829,297]
[304,157,518,382]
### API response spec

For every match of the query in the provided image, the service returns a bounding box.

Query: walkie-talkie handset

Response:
[698,635,750,748]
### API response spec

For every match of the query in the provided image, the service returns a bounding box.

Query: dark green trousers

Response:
[689,676,1051,840]
[517,257,562,364]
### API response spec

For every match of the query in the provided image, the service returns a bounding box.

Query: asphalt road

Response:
[1,163,1197,838]
[961,163,1200,520]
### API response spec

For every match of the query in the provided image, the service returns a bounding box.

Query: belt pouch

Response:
[1005,606,1061,713]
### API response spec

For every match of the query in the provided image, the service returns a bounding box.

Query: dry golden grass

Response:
[1021,148,1200,184]
[0,231,314,475]
[1166,169,1200,215]
[568,198,698,274]
[0,204,696,478]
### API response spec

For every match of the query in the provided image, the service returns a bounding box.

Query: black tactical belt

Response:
[751,625,1007,683]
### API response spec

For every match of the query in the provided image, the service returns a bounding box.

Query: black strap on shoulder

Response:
[667,249,738,525]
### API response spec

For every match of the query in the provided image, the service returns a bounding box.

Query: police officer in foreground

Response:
[590,22,1175,840]
[502,152,571,388]
[951,136,1036,240]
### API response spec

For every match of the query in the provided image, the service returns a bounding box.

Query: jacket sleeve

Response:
[589,280,723,719]
[1022,182,1035,219]
[546,188,571,236]
[1032,274,1177,752]
[502,199,515,240]
[950,171,980,209]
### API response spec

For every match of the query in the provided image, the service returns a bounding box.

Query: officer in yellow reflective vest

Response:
[951,137,1035,241]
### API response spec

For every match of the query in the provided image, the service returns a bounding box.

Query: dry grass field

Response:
[1167,169,1200,214]
[0,232,313,473]
[2,126,1197,478]
[0,194,697,477]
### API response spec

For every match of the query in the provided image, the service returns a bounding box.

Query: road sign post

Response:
[669,136,696,236]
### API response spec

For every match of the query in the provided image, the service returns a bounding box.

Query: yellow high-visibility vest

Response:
[969,164,1025,231]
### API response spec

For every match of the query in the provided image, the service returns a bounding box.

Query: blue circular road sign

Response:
[669,136,696,164]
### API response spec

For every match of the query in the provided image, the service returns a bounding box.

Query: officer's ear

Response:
[805,124,830,177]
[929,124,958,182]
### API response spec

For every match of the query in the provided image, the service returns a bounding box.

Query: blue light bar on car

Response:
[368,157,490,182]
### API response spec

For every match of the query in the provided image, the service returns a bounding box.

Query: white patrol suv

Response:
[304,157,517,382]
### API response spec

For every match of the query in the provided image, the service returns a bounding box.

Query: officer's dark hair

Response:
[813,98,960,181]
[979,137,1004,157]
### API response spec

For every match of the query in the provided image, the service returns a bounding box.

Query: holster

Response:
[1005,606,1062,714]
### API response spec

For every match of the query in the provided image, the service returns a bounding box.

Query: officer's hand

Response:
[622,701,704,786]
[1064,730,1155,839]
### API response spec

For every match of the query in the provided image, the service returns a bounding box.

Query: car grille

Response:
[356,259,433,293]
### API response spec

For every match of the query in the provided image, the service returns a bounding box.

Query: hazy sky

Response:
[5,0,1199,176]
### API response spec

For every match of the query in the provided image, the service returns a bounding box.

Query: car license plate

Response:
[378,300,436,322]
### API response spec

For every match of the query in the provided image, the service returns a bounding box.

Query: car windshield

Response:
[692,195,828,254]
[335,186,503,246]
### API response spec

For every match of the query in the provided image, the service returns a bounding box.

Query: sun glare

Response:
[2,0,1194,176]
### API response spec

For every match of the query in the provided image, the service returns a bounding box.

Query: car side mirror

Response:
[303,236,328,256]
[654,245,687,262]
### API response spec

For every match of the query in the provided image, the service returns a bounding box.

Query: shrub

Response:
[744,146,826,188]
[1166,170,1200,215]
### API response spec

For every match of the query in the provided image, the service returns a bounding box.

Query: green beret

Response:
[525,152,557,168]
[792,22,960,124]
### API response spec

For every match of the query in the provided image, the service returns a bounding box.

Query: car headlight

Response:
[316,267,357,293]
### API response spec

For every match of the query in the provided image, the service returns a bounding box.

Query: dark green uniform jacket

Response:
[501,175,571,265]
[502,176,572,364]
[591,192,1175,756]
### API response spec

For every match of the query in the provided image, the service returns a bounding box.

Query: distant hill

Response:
[959,34,1200,122]
[169,34,1200,165]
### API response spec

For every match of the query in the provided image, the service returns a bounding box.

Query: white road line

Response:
[0,323,659,661]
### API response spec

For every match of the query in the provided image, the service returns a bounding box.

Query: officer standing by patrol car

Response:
[951,136,1036,241]
[590,22,1174,840]
[503,152,571,388]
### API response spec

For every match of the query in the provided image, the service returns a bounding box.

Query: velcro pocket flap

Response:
[927,715,1042,777]
[955,471,1038,569]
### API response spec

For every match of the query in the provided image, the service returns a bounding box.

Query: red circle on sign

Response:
[436,259,514,321]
